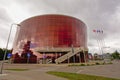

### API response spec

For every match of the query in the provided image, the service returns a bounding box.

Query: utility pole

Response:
[0,23,20,74]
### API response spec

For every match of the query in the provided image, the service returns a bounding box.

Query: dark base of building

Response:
[12,47,88,64]
[37,51,88,64]
[12,58,37,63]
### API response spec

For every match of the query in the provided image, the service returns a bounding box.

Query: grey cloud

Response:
[17,0,120,41]
[0,7,12,36]
[5,0,120,51]
[0,7,13,48]
[0,7,12,23]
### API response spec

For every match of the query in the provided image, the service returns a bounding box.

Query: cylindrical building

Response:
[13,14,88,63]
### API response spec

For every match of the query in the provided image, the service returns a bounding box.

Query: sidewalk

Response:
[0,71,66,80]
[0,64,67,80]
[0,61,120,80]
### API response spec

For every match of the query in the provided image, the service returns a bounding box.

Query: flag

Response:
[93,29,103,34]
[95,30,103,33]
[93,30,96,32]
[97,30,100,33]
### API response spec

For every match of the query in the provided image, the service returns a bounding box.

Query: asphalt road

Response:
[54,61,120,79]
[0,61,120,80]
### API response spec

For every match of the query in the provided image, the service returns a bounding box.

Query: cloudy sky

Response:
[0,0,120,53]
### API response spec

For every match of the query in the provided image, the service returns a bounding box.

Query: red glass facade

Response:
[13,14,87,49]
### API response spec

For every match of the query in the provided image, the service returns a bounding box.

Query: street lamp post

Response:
[0,23,20,74]
[71,44,75,63]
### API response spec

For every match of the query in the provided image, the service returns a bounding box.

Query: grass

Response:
[95,62,100,65]
[68,63,86,66]
[68,63,94,66]
[68,61,113,66]
[47,71,120,80]
[5,68,29,71]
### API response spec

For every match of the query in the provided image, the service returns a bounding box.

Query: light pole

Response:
[0,23,20,74]
[71,44,75,63]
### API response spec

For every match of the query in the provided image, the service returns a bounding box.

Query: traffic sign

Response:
[7,53,12,58]
[27,53,31,57]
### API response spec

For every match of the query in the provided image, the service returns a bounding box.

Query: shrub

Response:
[95,62,100,65]
[86,64,90,66]
[80,64,86,66]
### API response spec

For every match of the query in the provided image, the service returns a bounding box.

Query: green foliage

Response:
[47,71,119,80]
[5,68,29,71]
[86,64,90,66]
[68,62,112,67]
[111,50,120,59]
[108,62,113,64]
[95,62,100,65]
[80,64,86,66]
[0,48,11,60]
[68,63,88,66]
[0,48,4,60]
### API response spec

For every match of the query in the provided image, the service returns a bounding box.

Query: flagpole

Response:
[97,30,103,59]
[93,30,102,57]
[93,29,104,60]
[99,30,105,60]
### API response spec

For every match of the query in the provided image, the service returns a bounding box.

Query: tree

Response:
[0,48,4,60]
[111,50,120,59]
[0,48,11,60]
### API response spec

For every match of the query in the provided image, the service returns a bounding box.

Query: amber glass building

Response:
[13,14,88,63]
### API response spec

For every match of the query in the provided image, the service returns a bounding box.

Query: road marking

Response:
[76,70,83,73]
[0,74,7,76]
